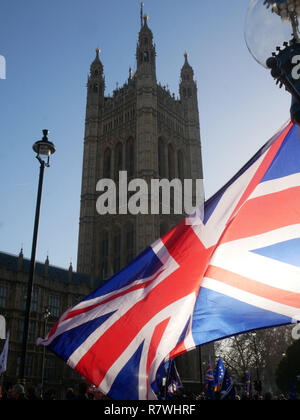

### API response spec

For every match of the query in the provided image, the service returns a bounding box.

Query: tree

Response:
[276,339,300,394]
[215,326,294,393]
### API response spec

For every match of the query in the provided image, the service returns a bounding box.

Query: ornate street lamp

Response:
[41,308,51,396]
[19,130,56,383]
[33,130,56,166]
[245,0,300,123]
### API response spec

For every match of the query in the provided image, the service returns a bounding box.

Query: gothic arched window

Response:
[177,150,184,180]
[158,138,165,178]
[100,230,109,281]
[160,222,169,237]
[126,138,134,178]
[143,51,149,62]
[103,148,111,178]
[101,230,109,258]
[101,260,108,281]
[168,144,175,180]
[126,222,135,264]
[115,142,123,179]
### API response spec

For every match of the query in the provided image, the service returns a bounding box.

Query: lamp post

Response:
[251,332,262,393]
[245,0,300,123]
[199,346,203,391]
[19,130,56,383]
[41,308,51,396]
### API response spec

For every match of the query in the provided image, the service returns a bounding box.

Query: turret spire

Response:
[180,52,196,101]
[143,14,149,26]
[136,6,156,79]
[140,2,144,28]
[90,47,104,76]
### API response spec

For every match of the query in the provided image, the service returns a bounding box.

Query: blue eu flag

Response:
[220,370,236,400]
[214,357,225,391]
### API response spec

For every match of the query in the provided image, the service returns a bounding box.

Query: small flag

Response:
[151,360,168,399]
[245,371,252,398]
[220,370,235,400]
[204,358,214,383]
[204,357,215,400]
[214,357,225,392]
[0,331,9,375]
[166,359,182,399]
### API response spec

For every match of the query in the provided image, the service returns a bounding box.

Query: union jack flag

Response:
[38,120,300,400]
[204,358,214,383]
[204,357,215,400]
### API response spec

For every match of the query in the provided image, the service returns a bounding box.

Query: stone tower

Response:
[77,14,204,281]
[76,9,211,388]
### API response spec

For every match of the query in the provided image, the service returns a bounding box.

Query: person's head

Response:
[11,384,25,399]
[66,387,75,400]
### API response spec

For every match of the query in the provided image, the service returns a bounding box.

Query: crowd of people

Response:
[0,382,108,400]
[0,382,295,400]
[194,391,292,400]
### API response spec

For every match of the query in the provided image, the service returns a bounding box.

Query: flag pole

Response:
[199,345,203,391]
[164,359,172,400]
[140,2,144,27]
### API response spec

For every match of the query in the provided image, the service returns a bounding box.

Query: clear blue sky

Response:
[0,0,291,270]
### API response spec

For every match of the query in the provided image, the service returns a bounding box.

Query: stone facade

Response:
[77,16,204,280]
[0,250,96,397]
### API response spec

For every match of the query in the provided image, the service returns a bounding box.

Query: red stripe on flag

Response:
[146,317,171,396]
[226,122,293,226]
[221,186,300,243]
[169,339,187,360]
[146,318,170,375]
[206,265,300,309]
[63,271,163,321]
